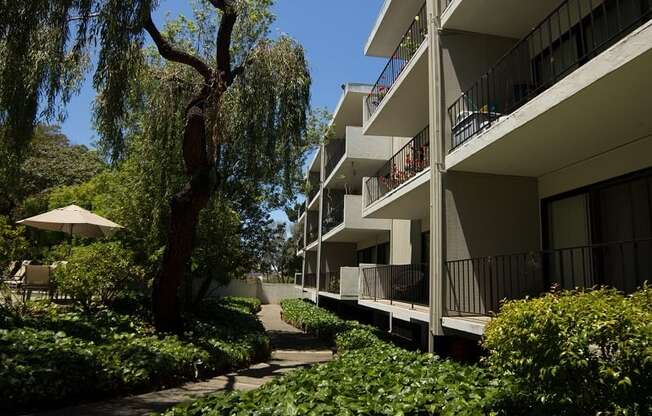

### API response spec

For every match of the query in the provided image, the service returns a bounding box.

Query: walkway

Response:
[32,304,332,416]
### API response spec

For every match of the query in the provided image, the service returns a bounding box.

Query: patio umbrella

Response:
[17,205,124,238]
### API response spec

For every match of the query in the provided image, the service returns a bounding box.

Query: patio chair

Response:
[4,260,31,289]
[21,265,52,301]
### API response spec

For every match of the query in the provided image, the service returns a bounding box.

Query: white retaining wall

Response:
[209,279,302,304]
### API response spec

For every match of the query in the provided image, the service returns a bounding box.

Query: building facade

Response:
[297,0,652,351]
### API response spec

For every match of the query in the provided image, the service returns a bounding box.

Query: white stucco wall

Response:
[208,279,302,304]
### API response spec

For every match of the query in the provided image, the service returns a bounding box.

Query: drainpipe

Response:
[315,144,325,306]
[428,0,445,352]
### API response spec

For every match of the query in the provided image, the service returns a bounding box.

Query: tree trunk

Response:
[152,104,212,332]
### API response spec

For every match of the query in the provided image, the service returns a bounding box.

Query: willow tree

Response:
[0,0,312,331]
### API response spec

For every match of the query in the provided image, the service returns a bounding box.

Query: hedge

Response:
[0,297,269,414]
[279,298,384,351]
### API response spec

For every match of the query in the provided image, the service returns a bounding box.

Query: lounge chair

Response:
[21,265,52,301]
[5,261,31,289]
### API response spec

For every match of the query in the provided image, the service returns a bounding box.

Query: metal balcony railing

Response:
[304,273,317,289]
[322,195,345,236]
[445,238,652,316]
[366,3,428,117]
[361,264,430,308]
[324,139,345,180]
[365,126,430,206]
[306,224,319,246]
[319,271,341,294]
[448,0,652,150]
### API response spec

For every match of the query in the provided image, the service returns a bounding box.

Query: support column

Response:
[315,145,325,306]
[428,0,445,352]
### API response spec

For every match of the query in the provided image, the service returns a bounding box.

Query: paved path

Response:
[31,305,332,416]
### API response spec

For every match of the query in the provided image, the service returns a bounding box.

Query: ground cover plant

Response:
[0,296,269,414]
[163,343,501,416]
[280,298,384,350]
[164,289,652,416]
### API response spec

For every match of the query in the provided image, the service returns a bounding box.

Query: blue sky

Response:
[60,0,386,224]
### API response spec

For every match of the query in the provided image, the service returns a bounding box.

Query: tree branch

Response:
[216,9,238,80]
[144,15,212,81]
[207,0,234,12]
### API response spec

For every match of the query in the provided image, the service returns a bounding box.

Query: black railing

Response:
[319,271,341,294]
[304,273,317,289]
[366,3,428,117]
[307,172,320,203]
[322,195,345,236]
[365,126,430,206]
[361,264,430,308]
[324,139,345,180]
[445,238,652,316]
[306,221,319,245]
[448,0,652,150]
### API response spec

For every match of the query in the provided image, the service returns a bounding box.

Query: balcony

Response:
[324,139,346,182]
[319,271,341,294]
[324,127,393,189]
[363,127,430,220]
[322,194,392,242]
[366,0,427,57]
[322,194,344,237]
[304,273,317,290]
[359,264,430,322]
[443,238,652,334]
[306,172,320,206]
[318,267,361,301]
[306,212,320,250]
[447,0,652,160]
[364,3,429,137]
[441,0,562,39]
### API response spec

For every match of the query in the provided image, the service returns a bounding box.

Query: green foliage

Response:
[0,216,29,272]
[279,299,384,352]
[20,126,104,194]
[53,242,145,311]
[162,343,500,416]
[0,297,268,413]
[213,296,263,315]
[483,287,652,415]
[333,327,384,352]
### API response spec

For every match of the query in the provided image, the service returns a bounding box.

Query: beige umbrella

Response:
[17,205,124,238]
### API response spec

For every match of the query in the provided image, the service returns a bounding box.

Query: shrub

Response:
[215,296,262,315]
[53,242,144,310]
[162,343,501,416]
[280,299,386,353]
[483,287,652,414]
[333,326,383,351]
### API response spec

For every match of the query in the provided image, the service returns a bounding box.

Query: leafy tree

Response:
[1,0,318,330]
[0,216,30,272]
[1,125,104,218]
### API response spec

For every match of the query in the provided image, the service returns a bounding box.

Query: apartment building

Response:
[295,83,431,348]
[298,0,652,352]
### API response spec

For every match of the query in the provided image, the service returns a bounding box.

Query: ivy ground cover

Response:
[0,296,269,414]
